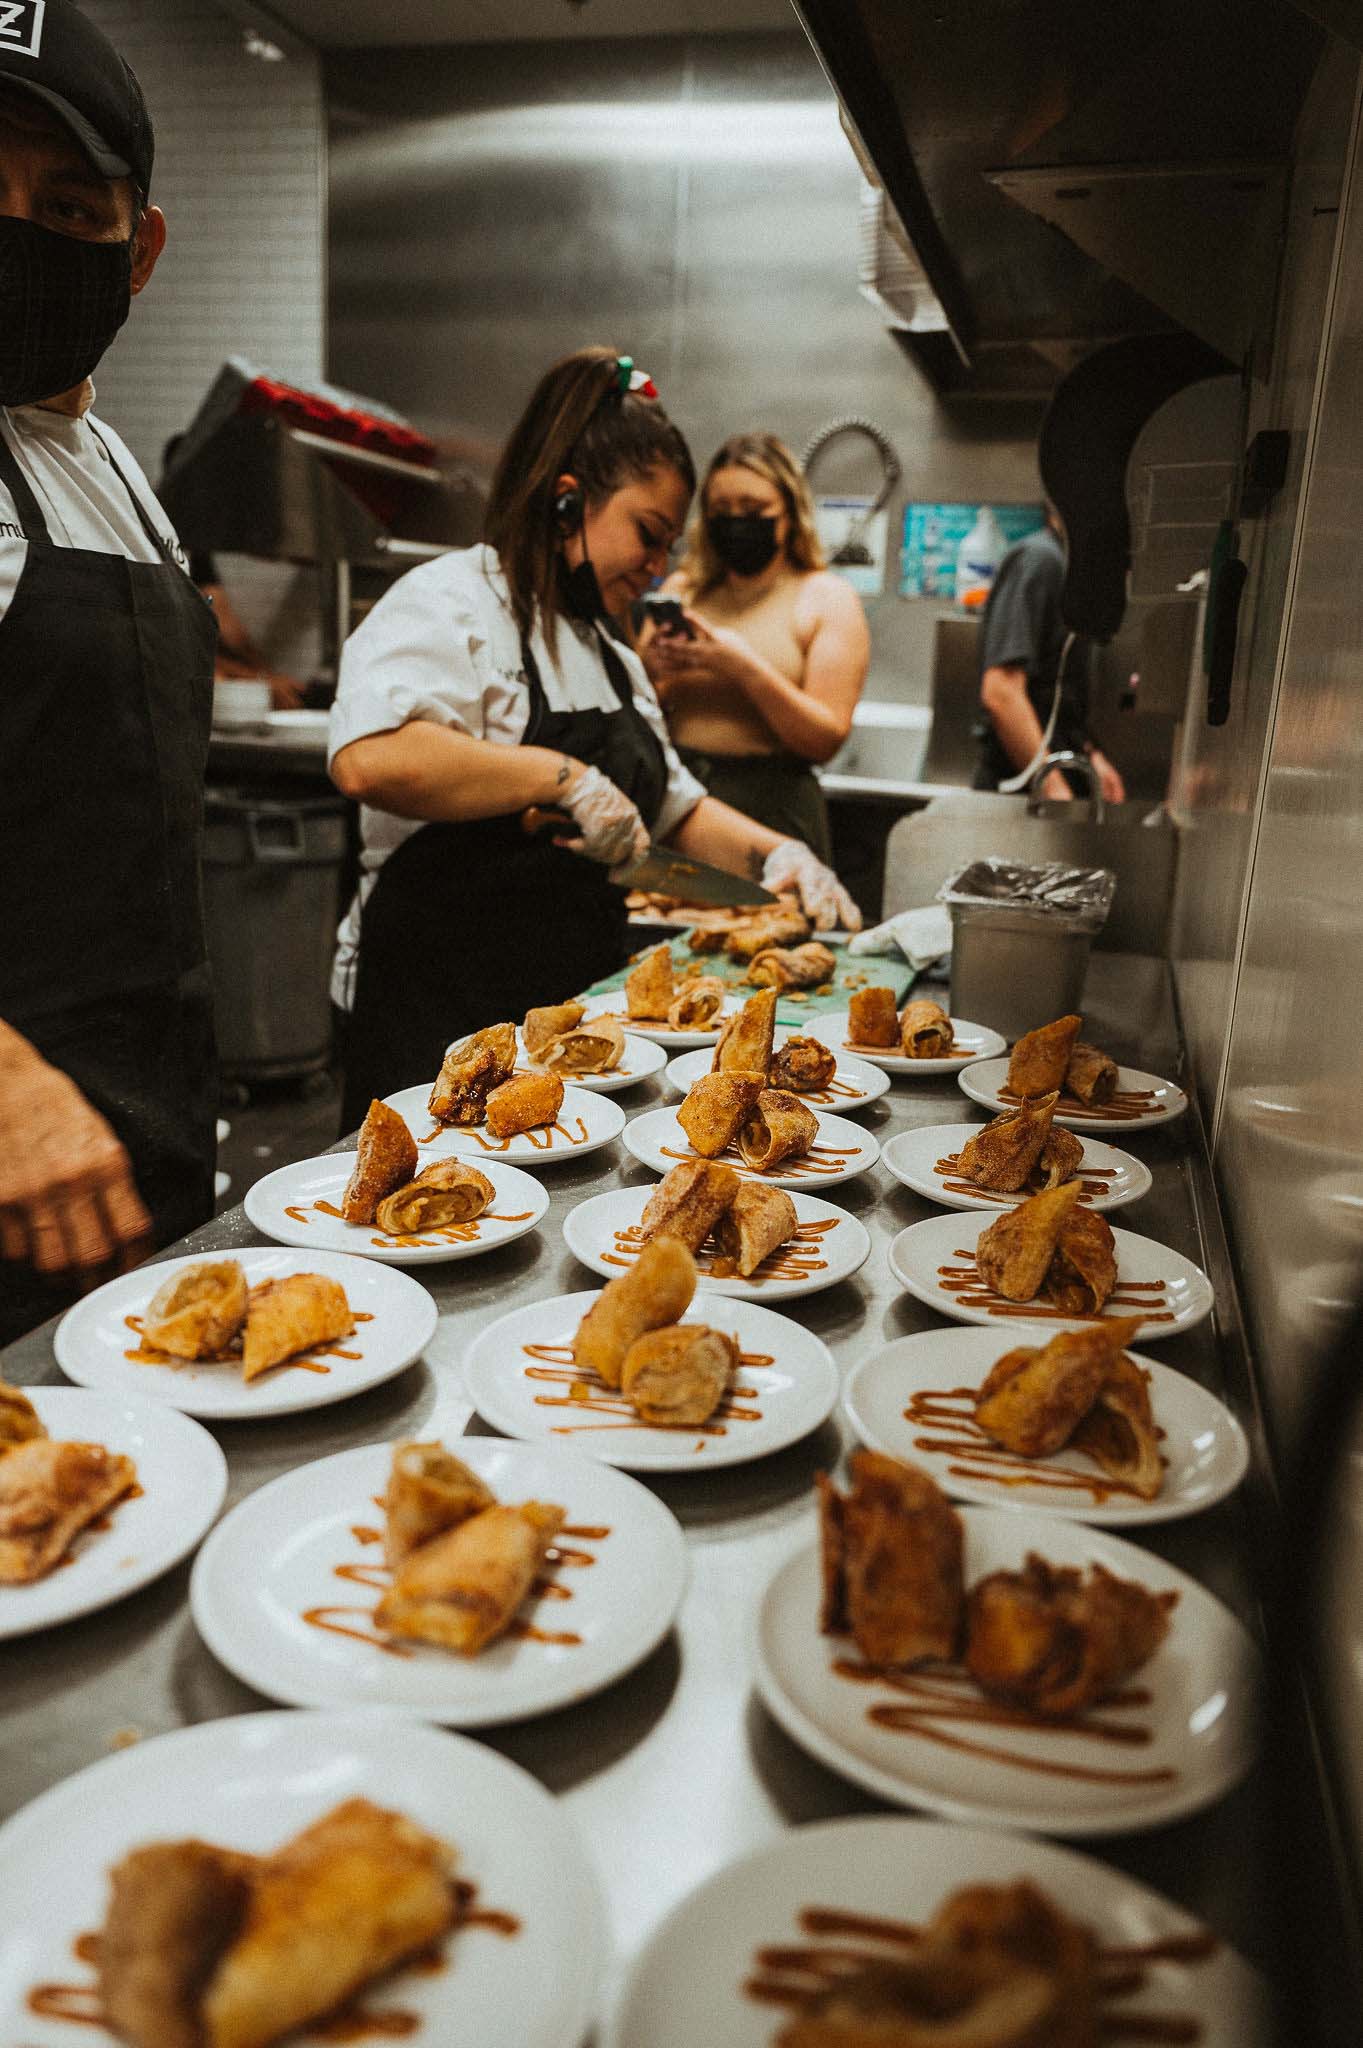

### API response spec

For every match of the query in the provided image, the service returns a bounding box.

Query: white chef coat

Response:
[0,399,188,622]
[327,542,706,1008]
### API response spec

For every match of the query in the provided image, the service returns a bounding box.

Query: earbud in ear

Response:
[553,482,585,534]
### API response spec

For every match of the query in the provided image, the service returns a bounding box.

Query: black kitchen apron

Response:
[0,423,218,1345]
[340,622,670,1131]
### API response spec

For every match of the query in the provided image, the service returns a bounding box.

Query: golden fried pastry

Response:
[624,942,675,1020]
[900,997,954,1059]
[678,1072,765,1158]
[976,1182,1082,1302]
[723,906,811,961]
[485,1069,564,1139]
[746,941,837,991]
[240,1274,353,1383]
[1071,1353,1164,1500]
[0,1438,137,1584]
[769,1035,837,1093]
[973,1318,1145,1459]
[639,1159,742,1253]
[818,1452,964,1667]
[0,1377,45,1448]
[572,1236,698,1389]
[522,999,585,1059]
[340,1099,419,1225]
[1066,1042,1119,1107]
[712,988,778,1076]
[429,1022,517,1125]
[100,1839,258,2048]
[537,1013,625,1075]
[667,974,725,1031]
[847,985,899,1047]
[957,1095,1059,1194]
[1007,1015,1083,1099]
[620,1324,738,1427]
[738,1088,819,1174]
[712,1182,798,1277]
[142,1260,249,1361]
[376,1501,564,1654]
[1043,1206,1117,1317]
[686,924,727,953]
[383,1441,497,1567]
[374,1160,495,1236]
[1035,1124,1084,1191]
[964,1555,1177,1716]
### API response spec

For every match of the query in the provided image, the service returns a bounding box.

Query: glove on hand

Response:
[557,764,649,869]
[761,839,862,932]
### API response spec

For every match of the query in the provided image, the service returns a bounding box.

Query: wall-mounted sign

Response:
[899,502,1045,604]
[814,494,889,597]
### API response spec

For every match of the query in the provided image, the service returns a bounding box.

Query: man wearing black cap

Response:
[0,1,218,1342]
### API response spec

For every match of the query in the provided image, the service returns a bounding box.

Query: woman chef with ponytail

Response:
[328,347,859,1126]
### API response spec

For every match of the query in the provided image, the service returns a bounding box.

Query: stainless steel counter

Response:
[0,954,1276,2016]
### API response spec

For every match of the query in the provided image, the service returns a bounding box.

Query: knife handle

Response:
[521,806,575,836]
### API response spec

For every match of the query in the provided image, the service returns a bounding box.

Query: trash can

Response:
[203,789,348,1082]
[937,858,1116,1040]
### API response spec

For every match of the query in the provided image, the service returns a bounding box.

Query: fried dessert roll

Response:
[0,1377,45,1447]
[723,906,810,960]
[639,1159,741,1253]
[769,1034,837,1093]
[200,1800,456,2048]
[99,1839,258,2048]
[624,942,676,1020]
[1006,1014,1083,1099]
[240,1274,353,1382]
[142,1260,249,1360]
[973,1317,1145,1459]
[538,1013,625,1075]
[712,1182,798,1277]
[667,974,726,1031]
[1066,1041,1119,1107]
[620,1324,739,1426]
[957,1094,1059,1194]
[847,985,899,1047]
[0,1439,137,1583]
[522,999,585,1060]
[746,941,837,991]
[1033,1123,1084,1191]
[383,1440,497,1567]
[818,1451,965,1666]
[900,997,954,1059]
[1070,1352,1164,1499]
[964,1554,1177,1716]
[376,1500,564,1653]
[485,1069,564,1139]
[374,1160,495,1236]
[976,1181,1082,1302]
[341,1099,419,1225]
[678,1072,765,1158]
[572,1235,698,1388]
[686,923,727,953]
[1043,1205,1118,1317]
[428,1022,517,1125]
[711,987,778,1076]
[738,1088,819,1174]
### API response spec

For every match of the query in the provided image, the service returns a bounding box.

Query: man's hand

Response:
[0,1041,151,1279]
[1089,748,1126,805]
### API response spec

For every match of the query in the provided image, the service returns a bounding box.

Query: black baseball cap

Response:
[0,1,154,196]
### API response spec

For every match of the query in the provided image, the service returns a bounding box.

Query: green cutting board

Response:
[581,937,912,1029]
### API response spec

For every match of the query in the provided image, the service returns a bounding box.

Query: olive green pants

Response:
[677,747,833,866]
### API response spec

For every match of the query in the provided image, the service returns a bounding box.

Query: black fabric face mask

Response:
[560,552,607,624]
[707,512,779,577]
[0,215,134,409]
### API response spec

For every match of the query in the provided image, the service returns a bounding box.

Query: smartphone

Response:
[641,593,694,638]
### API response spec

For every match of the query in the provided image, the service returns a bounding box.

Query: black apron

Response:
[340,620,669,1131]
[0,421,218,1345]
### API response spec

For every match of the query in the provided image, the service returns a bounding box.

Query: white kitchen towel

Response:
[847,904,952,969]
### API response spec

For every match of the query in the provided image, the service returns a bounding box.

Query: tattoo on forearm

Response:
[555,757,571,788]
[746,846,766,879]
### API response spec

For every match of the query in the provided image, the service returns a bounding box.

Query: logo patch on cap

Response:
[0,1,44,58]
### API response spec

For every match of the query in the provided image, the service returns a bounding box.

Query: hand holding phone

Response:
[641,593,694,639]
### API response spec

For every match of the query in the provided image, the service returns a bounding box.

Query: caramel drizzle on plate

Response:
[121,1312,373,1379]
[601,1217,837,1284]
[660,1140,855,1182]
[902,1387,1158,1504]
[519,1340,771,1438]
[998,1084,1160,1123]
[467,1117,590,1154]
[281,1200,532,1250]
[935,1253,1176,1325]
[934,1153,1117,1205]
[842,1037,977,1063]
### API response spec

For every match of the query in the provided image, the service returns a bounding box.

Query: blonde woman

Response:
[641,431,869,862]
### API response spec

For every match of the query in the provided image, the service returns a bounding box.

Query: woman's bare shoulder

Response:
[797,567,867,625]
[660,568,694,598]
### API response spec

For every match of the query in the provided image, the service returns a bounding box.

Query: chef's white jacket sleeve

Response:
[327,565,494,766]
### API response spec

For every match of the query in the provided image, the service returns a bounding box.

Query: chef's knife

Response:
[520,807,776,908]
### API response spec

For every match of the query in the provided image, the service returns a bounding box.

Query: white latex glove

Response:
[762,839,862,933]
[555,764,649,869]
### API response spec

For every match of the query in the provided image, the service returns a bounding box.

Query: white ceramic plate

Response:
[0,1710,604,2048]
[384,1080,625,1167]
[960,1056,1189,1132]
[602,1814,1267,2048]
[54,1248,438,1419]
[882,1122,1153,1215]
[190,1438,686,1724]
[462,1290,838,1471]
[563,1186,871,1303]
[842,1327,1249,1526]
[244,1153,549,1265]
[755,1508,1258,1835]
[622,1105,880,1192]
[888,1213,1213,1343]
[578,987,740,1049]
[517,1026,667,1093]
[0,1387,227,1639]
[808,1009,1007,1076]
[664,1042,891,1115]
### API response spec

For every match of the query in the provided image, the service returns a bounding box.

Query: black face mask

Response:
[707,512,779,577]
[0,214,134,409]
[560,553,607,624]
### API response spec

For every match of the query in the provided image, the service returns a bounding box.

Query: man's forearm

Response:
[980,664,1047,772]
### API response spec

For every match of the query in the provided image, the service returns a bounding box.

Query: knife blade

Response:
[520,808,776,908]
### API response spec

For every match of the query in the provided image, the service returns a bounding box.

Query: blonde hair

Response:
[678,432,826,596]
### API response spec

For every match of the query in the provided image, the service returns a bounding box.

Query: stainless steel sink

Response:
[882,791,1178,954]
